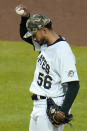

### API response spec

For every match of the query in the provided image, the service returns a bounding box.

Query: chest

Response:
[37,49,55,74]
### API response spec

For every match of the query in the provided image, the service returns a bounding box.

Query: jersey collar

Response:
[47,35,66,47]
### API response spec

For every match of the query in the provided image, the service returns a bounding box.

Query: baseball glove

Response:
[46,97,73,126]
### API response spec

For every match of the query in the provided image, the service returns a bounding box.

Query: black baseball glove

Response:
[46,97,73,126]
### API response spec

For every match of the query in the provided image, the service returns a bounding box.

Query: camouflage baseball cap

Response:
[23,14,51,38]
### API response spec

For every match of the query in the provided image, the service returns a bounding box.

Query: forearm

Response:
[20,16,29,37]
[61,81,80,114]
[20,15,33,45]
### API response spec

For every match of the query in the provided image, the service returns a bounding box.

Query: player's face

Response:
[32,29,47,45]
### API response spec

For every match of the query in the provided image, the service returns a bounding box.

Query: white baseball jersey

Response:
[30,40,79,97]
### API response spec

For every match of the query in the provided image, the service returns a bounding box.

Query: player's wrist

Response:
[27,13,30,17]
[22,12,30,17]
[21,13,30,21]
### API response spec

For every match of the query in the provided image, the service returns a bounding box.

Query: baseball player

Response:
[15,5,80,131]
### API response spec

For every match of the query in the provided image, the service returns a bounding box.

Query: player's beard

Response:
[37,37,48,46]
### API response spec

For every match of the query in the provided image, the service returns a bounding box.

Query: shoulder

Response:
[54,41,75,62]
[56,41,73,54]
[49,35,71,51]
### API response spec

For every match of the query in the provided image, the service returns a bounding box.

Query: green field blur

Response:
[0,41,87,131]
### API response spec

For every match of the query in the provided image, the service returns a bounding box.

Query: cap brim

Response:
[23,31,33,38]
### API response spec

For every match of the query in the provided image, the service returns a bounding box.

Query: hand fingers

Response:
[15,4,27,12]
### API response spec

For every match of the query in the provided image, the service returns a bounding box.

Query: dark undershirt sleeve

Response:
[20,16,33,45]
[61,81,80,114]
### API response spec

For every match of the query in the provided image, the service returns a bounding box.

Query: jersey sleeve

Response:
[57,42,79,83]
